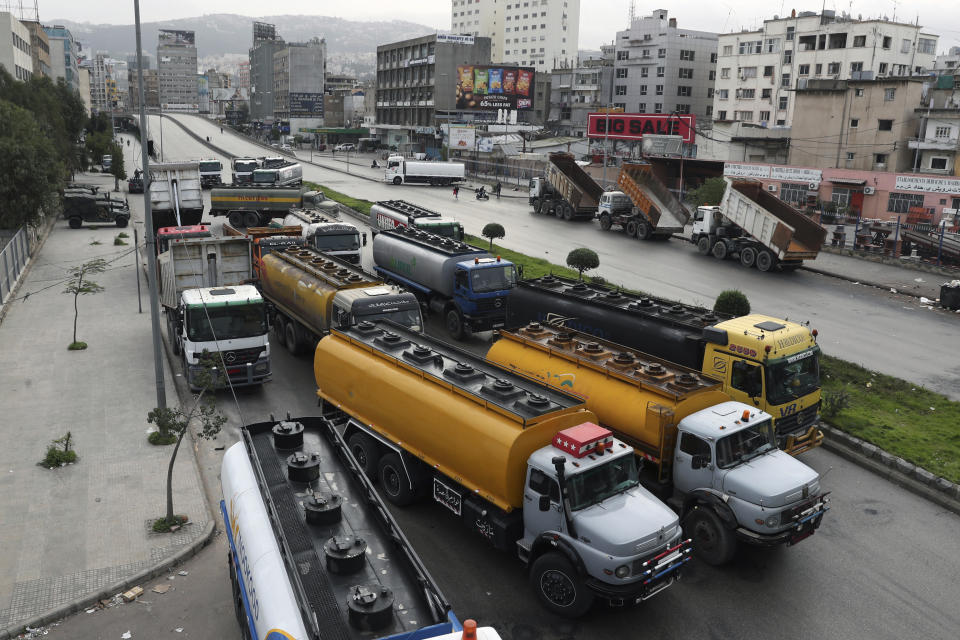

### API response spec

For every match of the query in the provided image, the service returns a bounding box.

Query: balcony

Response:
[908,138,959,151]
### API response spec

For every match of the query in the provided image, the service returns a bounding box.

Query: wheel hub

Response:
[539,570,577,607]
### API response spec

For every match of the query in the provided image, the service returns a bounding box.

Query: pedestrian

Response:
[494,181,502,199]
[453,185,459,200]
[220,127,223,134]
[206,136,209,142]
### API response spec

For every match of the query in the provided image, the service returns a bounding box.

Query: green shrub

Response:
[821,386,851,419]
[42,432,78,468]
[148,431,177,445]
[714,289,751,316]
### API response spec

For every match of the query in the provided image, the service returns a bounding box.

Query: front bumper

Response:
[586,538,693,605]
[782,424,824,456]
[464,313,507,333]
[186,359,271,391]
[736,493,830,547]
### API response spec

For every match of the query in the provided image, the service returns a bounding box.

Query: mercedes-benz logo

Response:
[224,352,237,363]
[494,298,503,308]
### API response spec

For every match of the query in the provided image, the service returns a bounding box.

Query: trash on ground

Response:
[122,586,144,602]
[920,297,933,305]
[151,584,172,594]
[121,632,132,639]
[177,570,188,576]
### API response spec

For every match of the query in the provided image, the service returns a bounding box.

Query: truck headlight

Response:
[615,565,630,578]
[766,515,779,528]
[254,363,268,373]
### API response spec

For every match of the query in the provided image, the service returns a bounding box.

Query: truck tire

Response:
[393,176,402,185]
[69,217,82,229]
[635,220,652,241]
[273,314,286,342]
[598,213,612,230]
[115,216,129,228]
[739,246,757,268]
[561,204,574,221]
[284,321,301,356]
[243,211,260,228]
[167,316,181,356]
[682,506,736,566]
[529,552,594,618]
[347,432,380,479]
[625,220,639,237]
[711,240,728,260]
[228,211,244,228]
[696,236,711,255]
[445,308,464,341]
[532,198,542,214]
[756,249,775,272]
[377,452,417,506]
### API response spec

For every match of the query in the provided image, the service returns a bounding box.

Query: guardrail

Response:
[0,227,30,304]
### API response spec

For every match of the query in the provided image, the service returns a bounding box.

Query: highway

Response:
[67,121,960,640]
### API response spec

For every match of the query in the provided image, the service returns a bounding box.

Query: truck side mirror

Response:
[362,233,368,246]
[538,494,551,511]
[691,454,707,470]
[517,264,524,280]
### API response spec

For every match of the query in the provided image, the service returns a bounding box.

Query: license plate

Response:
[493,323,505,328]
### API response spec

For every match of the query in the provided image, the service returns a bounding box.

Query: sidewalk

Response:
[0,172,212,637]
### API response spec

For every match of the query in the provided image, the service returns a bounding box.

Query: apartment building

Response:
[249,22,284,122]
[157,29,199,112]
[21,20,50,79]
[933,47,960,73]
[548,57,613,137]
[128,67,159,110]
[611,10,717,120]
[714,10,937,127]
[450,0,578,71]
[273,37,326,135]
[908,77,960,175]
[0,12,32,81]
[236,60,250,89]
[788,77,924,172]
[44,25,80,91]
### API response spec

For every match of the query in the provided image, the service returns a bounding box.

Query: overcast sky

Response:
[38,0,960,52]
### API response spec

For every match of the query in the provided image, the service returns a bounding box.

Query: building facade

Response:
[236,60,250,89]
[44,25,80,91]
[933,47,960,72]
[128,67,160,110]
[0,12,33,81]
[249,22,284,122]
[788,77,924,173]
[450,0,579,71]
[21,21,50,79]
[77,65,92,114]
[273,38,326,135]
[547,59,613,137]
[157,29,199,112]
[86,54,110,113]
[908,77,960,175]
[714,11,937,127]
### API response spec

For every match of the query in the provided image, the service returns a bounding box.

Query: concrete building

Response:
[714,11,937,128]
[128,67,159,110]
[110,58,129,108]
[43,25,80,91]
[0,12,33,81]
[450,0,579,71]
[933,47,960,73]
[77,65,91,114]
[547,58,613,137]
[126,52,152,70]
[87,53,111,113]
[206,68,231,89]
[236,60,249,89]
[157,29,199,112]
[22,21,50,79]
[612,10,718,120]
[325,73,357,94]
[249,22,284,122]
[273,37,326,136]
[908,77,960,175]
[695,121,791,164]
[375,33,492,155]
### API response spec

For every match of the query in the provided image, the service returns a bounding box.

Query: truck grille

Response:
[775,401,820,437]
[218,347,264,366]
[474,297,506,313]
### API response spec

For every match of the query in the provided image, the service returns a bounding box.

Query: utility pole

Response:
[135,0,166,409]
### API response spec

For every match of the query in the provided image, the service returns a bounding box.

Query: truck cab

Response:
[672,402,829,564]
[450,257,517,336]
[198,159,223,188]
[331,286,423,332]
[231,158,259,184]
[597,191,633,217]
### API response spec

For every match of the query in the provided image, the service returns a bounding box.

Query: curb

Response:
[0,213,58,327]
[819,423,960,517]
[799,264,931,301]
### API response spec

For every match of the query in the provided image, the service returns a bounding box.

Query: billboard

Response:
[448,126,476,149]
[289,92,324,118]
[587,113,696,144]
[158,30,195,46]
[456,65,535,111]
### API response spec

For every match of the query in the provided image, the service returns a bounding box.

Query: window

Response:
[655,85,663,95]
[740,88,756,99]
[615,85,627,96]
[679,68,693,79]
[740,67,757,79]
[639,85,647,95]
[935,126,951,139]
[853,35,867,47]
[846,152,855,161]
[776,119,786,126]
[708,88,715,98]
[778,96,788,110]
[786,26,795,40]
[640,67,648,77]
[815,63,823,74]
[528,469,560,501]
[679,433,711,461]
[874,153,888,165]
[677,86,692,96]
[850,61,863,72]
[642,48,651,58]
[720,67,730,79]
[723,45,733,55]
[901,38,911,54]
[887,192,924,213]
[616,50,629,60]
[855,88,864,96]
[637,102,646,112]
[827,62,840,75]
[711,52,718,63]
[657,48,666,58]
[761,88,772,99]
[716,89,729,100]
[680,49,695,61]
[884,88,896,101]
[616,67,628,78]
[831,188,851,207]
[850,118,859,128]
[763,65,774,77]
[882,36,892,49]
[878,119,893,131]
[613,102,626,111]
[706,105,714,117]
[717,110,727,120]
[731,361,763,397]
[799,64,810,76]
[931,157,948,170]
[654,103,663,113]
[738,40,762,55]
[656,66,664,78]
[781,73,791,88]
[759,110,770,121]
[676,104,691,114]
[709,70,716,80]
[783,50,793,64]
[919,38,936,54]
[764,38,780,53]
[736,110,753,121]
[780,183,808,204]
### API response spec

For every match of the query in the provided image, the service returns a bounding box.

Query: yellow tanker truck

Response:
[315,320,692,617]
[487,323,830,566]
[259,246,422,355]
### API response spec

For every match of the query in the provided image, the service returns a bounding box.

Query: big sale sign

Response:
[587,113,696,143]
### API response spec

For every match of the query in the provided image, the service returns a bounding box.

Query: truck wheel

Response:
[756,250,775,272]
[393,177,402,185]
[561,204,574,221]
[598,213,612,230]
[682,506,736,566]
[711,240,728,260]
[68,217,82,229]
[347,433,380,479]
[243,211,260,228]
[228,211,244,228]
[284,321,301,356]
[635,221,652,241]
[529,552,594,618]
[378,452,417,506]
[531,198,542,214]
[739,246,757,268]
[167,317,181,356]
[445,309,464,341]
[273,314,286,341]
[115,216,129,228]
[696,236,711,255]
[625,220,639,237]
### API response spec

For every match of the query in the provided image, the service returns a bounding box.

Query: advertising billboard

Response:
[587,113,696,144]
[158,30,195,46]
[289,92,324,118]
[448,126,476,149]
[456,65,535,111]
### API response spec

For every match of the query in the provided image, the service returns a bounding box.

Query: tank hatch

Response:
[275,245,380,288]
[375,199,442,219]
[381,229,478,257]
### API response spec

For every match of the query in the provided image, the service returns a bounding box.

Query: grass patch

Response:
[465,234,598,282]
[152,515,189,532]
[68,341,87,350]
[821,354,960,483]
[113,235,127,245]
[89,240,101,245]
[305,181,375,216]
[148,431,177,445]
[117,232,129,238]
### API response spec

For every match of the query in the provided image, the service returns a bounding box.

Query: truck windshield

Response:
[314,233,360,251]
[199,162,222,172]
[471,265,517,293]
[566,455,640,511]
[358,309,422,331]
[234,161,258,172]
[253,172,276,184]
[765,348,821,405]
[187,303,267,342]
[716,419,776,468]
[417,222,460,238]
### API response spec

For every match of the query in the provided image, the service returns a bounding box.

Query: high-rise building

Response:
[128,67,159,110]
[44,25,80,91]
[713,10,938,128]
[126,52,152,70]
[236,60,250,89]
[612,10,718,121]
[87,53,111,112]
[0,12,33,81]
[273,37,326,135]
[21,20,50,78]
[249,22,284,122]
[157,29,199,112]
[450,0,579,71]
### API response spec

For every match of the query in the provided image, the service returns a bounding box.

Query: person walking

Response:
[494,181,502,199]
[453,185,460,200]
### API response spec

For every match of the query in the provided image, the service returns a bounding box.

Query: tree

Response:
[62,258,107,350]
[482,222,505,250]
[0,101,63,228]
[566,248,599,280]
[147,352,226,531]
[108,140,126,190]
[687,177,727,208]
[714,289,751,317]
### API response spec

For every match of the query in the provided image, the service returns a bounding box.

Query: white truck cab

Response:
[597,190,633,217]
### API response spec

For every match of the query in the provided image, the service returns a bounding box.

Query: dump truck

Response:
[198,158,223,188]
[209,185,339,228]
[149,161,205,231]
[370,200,464,239]
[315,320,691,617]
[487,323,830,566]
[222,223,308,278]
[506,275,823,454]
[222,417,502,640]
[158,229,270,391]
[259,246,422,355]
[598,162,690,240]
[384,155,464,186]
[231,157,259,184]
[692,178,827,271]
[62,190,131,229]
[528,152,603,221]
[280,208,365,264]
[372,228,516,340]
